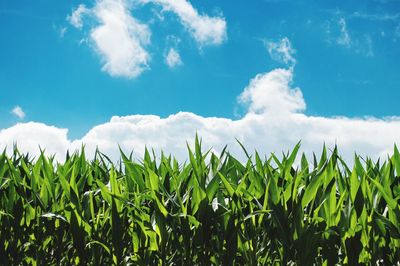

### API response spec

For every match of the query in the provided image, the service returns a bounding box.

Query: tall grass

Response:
[0,138,399,265]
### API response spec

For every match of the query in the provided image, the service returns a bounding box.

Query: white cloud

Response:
[165,48,183,68]
[11,106,26,119]
[68,4,90,29]
[337,17,351,47]
[238,68,305,114]
[68,0,151,78]
[1,67,400,164]
[0,122,70,161]
[68,0,226,78]
[147,0,227,46]
[90,0,151,78]
[265,37,296,66]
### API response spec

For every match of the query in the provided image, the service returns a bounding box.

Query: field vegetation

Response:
[1,138,400,265]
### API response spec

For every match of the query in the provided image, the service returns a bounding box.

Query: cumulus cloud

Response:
[11,106,26,119]
[68,0,226,78]
[0,122,70,161]
[238,68,305,114]
[265,37,296,66]
[165,48,183,68]
[90,0,151,78]
[1,66,399,164]
[68,0,151,78]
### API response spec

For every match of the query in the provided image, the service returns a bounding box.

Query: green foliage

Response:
[1,140,400,265]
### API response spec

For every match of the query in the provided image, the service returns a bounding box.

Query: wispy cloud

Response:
[324,8,400,50]
[395,24,400,39]
[324,16,375,57]
[59,27,67,38]
[67,4,89,29]
[11,106,25,119]
[364,35,374,57]
[53,24,67,38]
[337,17,351,47]
[264,37,296,67]
[351,11,400,21]
[165,48,183,68]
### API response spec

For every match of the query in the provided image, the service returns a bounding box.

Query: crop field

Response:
[1,138,400,265]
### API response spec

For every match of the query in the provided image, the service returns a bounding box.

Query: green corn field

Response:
[1,138,400,265]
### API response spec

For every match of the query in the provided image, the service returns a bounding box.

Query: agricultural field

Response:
[0,139,400,265]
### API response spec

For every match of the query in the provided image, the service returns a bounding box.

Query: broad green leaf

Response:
[302,172,323,208]
[218,172,235,197]
[369,177,398,210]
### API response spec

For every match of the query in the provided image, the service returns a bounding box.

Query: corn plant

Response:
[0,137,400,265]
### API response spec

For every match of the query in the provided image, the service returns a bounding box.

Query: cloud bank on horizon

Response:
[1,37,399,163]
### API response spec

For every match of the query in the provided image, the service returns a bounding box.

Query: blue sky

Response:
[1,0,400,162]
